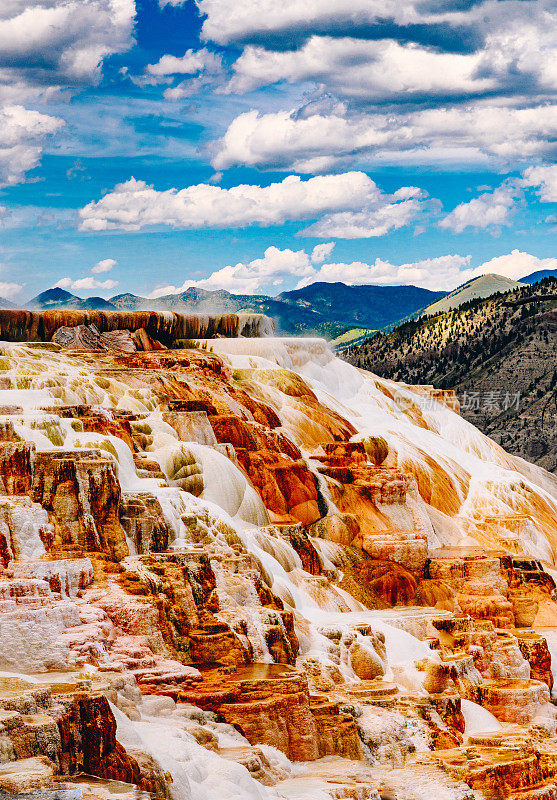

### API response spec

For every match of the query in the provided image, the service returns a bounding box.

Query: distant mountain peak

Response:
[25,287,116,311]
[520,268,557,285]
[35,287,74,303]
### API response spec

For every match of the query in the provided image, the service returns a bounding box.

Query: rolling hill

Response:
[344,277,557,472]
[418,273,524,317]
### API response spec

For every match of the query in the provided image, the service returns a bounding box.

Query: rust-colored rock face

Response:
[119,493,170,553]
[31,450,129,560]
[476,679,552,725]
[237,450,321,526]
[0,442,34,495]
[206,414,324,525]
[75,694,141,781]
[515,631,554,690]
[0,334,556,800]
[312,442,428,574]
[181,665,320,761]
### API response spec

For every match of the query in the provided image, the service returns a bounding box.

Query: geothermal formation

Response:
[0,309,557,800]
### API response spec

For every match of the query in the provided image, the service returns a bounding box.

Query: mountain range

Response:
[16,283,446,339]
[2,270,553,339]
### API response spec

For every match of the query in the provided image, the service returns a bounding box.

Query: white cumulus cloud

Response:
[0,0,136,99]
[521,165,557,202]
[91,258,117,273]
[466,250,557,281]
[298,254,473,290]
[149,246,316,296]
[0,0,135,185]
[0,105,64,187]
[227,37,493,100]
[311,242,335,263]
[439,181,523,234]
[195,0,480,45]
[54,277,119,292]
[304,190,428,238]
[146,244,557,297]
[0,281,24,299]
[147,48,221,77]
[212,105,557,172]
[79,172,428,237]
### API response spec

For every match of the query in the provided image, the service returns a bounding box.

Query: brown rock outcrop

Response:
[120,493,171,553]
[475,679,552,724]
[237,450,321,526]
[209,414,301,459]
[163,410,218,446]
[277,525,323,575]
[0,441,34,495]
[53,324,137,353]
[32,450,129,560]
[309,696,362,759]
[515,631,554,690]
[73,694,141,782]
[181,664,320,761]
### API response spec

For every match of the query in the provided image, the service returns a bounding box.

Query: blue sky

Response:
[0,0,555,302]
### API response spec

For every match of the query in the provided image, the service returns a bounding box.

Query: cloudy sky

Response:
[0,0,556,301]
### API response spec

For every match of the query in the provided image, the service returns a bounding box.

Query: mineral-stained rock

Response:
[1,330,557,800]
[131,327,163,352]
[273,524,322,575]
[313,446,428,574]
[237,450,321,526]
[349,638,386,680]
[309,696,363,759]
[509,591,540,627]
[71,694,141,781]
[438,732,557,798]
[209,414,301,460]
[463,623,531,681]
[475,679,554,725]
[9,558,93,597]
[0,441,34,495]
[0,309,272,345]
[162,410,218,446]
[515,631,554,690]
[0,496,51,563]
[53,323,101,350]
[181,664,320,761]
[120,493,171,553]
[157,445,204,496]
[0,757,55,793]
[308,512,357,545]
[0,420,19,442]
[505,555,557,594]
[31,450,129,560]
[428,550,517,627]
[457,591,515,628]
[53,324,139,354]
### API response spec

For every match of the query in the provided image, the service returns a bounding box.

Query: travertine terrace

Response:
[1,313,557,800]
